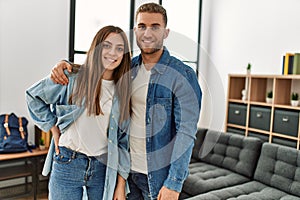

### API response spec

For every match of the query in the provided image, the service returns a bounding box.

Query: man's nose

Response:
[143,27,153,37]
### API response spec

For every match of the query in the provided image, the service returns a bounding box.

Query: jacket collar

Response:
[133,46,171,75]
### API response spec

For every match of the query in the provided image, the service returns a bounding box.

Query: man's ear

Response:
[163,28,170,39]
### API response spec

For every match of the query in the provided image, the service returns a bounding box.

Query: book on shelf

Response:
[282,55,285,75]
[292,53,300,75]
[283,53,294,75]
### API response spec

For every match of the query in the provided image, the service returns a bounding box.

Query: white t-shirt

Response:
[130,63,151,174]
[59,79,115,156]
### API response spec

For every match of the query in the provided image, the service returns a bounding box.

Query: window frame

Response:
[69,0,202,76]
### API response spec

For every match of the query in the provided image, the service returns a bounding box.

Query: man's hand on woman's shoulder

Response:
[50,60,73,85]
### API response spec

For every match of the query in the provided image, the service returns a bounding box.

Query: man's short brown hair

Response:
[136,3,168,27]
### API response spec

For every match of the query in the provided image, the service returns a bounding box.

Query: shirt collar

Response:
[134,46,171,74]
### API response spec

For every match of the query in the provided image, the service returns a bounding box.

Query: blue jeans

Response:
[127,172,156,200]
[49,146,107,200]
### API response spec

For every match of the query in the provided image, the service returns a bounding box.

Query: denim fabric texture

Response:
[49,146,107,200]
[127,173,153,200]
[26,71,130,200]
[130,47,202,199]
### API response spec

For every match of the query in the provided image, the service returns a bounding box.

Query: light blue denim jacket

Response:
[131,47,202,198]
[26,71,130,200]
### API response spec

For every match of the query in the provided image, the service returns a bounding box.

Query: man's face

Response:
[134,12,169,55]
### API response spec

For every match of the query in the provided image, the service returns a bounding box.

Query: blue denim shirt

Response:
[131,47,202,198]
[26,71,130,200]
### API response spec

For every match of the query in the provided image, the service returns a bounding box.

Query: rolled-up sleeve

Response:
[25,76,66,132]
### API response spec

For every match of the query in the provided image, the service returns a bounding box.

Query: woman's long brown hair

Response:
[69,25,131,123]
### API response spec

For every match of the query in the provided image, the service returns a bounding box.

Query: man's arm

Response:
[161,67,202,197]
[50,60,73,85]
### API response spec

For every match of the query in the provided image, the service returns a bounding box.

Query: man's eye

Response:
[138,26,146,30]
[152,26,160,31]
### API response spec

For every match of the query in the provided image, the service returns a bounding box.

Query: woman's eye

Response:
[117,47,124,52]
[103,44,111,49]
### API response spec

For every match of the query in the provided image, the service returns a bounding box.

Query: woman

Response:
[26,25,131,200]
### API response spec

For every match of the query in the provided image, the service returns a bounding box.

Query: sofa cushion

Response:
[199,130,262,178]
[254,143,300,197]
[190,128,208,163]
[181,162,250,196]
[185,181,300,200]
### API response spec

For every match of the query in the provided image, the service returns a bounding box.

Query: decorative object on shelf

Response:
[291,92,299,107]
[266,90,273,103]
[246,63,251,74]
[39,138,45,150]
[241,89,247,101]
[242,63,252,101]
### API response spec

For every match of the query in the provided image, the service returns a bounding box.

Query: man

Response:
[51,3,201,200]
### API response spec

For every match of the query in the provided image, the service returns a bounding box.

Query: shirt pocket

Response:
[150,97,172,135]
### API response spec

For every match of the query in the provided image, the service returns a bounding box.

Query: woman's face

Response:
[101,32,125,74]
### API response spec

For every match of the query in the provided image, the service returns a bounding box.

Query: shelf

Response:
[228,99,248,104]
[250,101,272,107]
[272,132,298,141]
[227,124,246,130]
[274,104,300,110]
[247,127,270,135]
[226,74,300,150]
[0,165,32,181]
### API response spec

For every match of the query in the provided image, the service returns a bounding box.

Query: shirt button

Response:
[112,115,114,118]
[111,127,114,130]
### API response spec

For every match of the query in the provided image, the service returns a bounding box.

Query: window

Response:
[70,0,202,75]
[72,0,130,63]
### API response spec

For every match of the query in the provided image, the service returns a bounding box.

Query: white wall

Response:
[198,0,300,131]
[0,0,69,144]
[1,0,300,142]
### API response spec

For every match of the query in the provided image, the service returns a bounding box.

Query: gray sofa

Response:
[180,129,300,200]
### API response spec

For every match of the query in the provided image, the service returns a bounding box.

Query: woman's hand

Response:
[50,126,61,154]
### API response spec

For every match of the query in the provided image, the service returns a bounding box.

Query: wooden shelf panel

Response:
[274,104,300,110]
[228,99,248,104]
[227,124,246,130]
[247,127,270,135]
[228,76,246,99]
[250,101,272,107]
[272,132,298,141]
[0,165,32,181]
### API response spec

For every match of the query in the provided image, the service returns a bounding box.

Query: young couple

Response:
[26,3,202,200]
